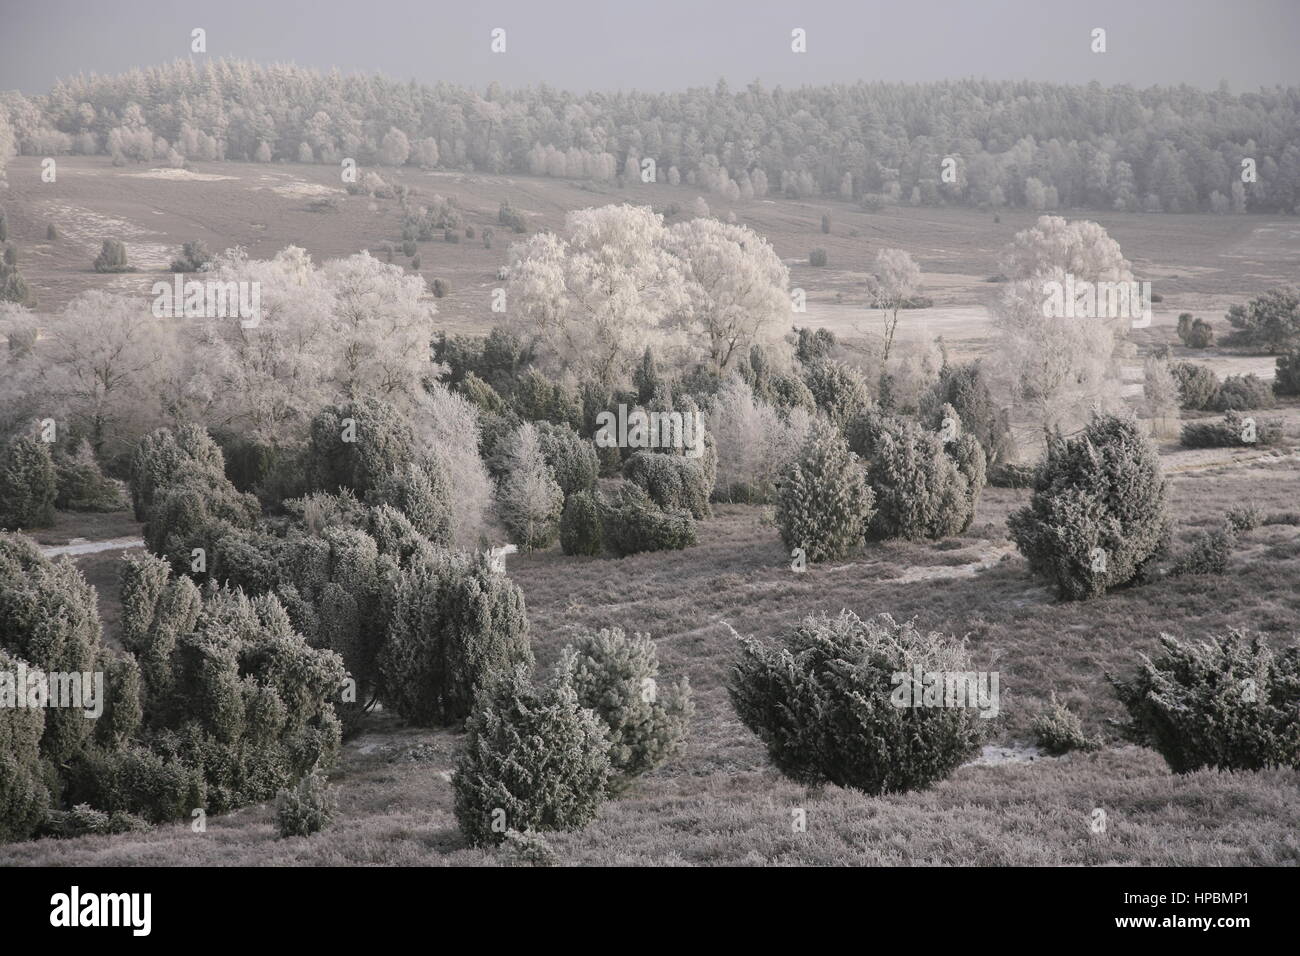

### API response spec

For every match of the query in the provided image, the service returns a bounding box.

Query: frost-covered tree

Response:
[868,248,921,362]
[664,218,789,373]
[505,204,685,386]
[378,127,410,167]
[497,422,564,551]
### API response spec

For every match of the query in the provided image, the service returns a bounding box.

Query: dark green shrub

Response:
[537,422,598,497]
[1008,415,1171,600]
[729,611,986,794]
[275,770,335,837]
[65,744,206,824]
[54,441,130,512]
[622,451,711,519]
[1176,312,1214,348]
[809,248,828,267]
[599,485,697,557]
[1031,695,1102,755]
[118,552,201,715]
[1273,348,1300,396]
[928,362,1015,468]
[988,461,1037,488]
[1169,527,1234,576]
[129,424,229,521]
[307,398,416,500]
[557,628,693,790]
[0,434,57,529]
[0,534,103,762]
[1213,373,1276,411]
[169,240,212,273]
[803,360,871,430]
[1226,505,1263,533]
[95,652,143,749]
[0,646,50,843]
[559,491,603,556]
[1170,362,1220,410]
[378,549,532,726]
[369,456,453,546]
[453,666,612,846]
[500,828,557,866]
[1109,630,1300,773]
[858,413,973,541]
[1223,287,1300,354]
[92,239,131,273]
[1180,410,1283,448]
[53,804,151,838]
[776,419,873,562]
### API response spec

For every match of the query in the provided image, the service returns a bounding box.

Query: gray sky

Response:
[2,0,1297,93]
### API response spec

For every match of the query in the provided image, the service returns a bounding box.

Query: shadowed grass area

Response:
[3,455,1298,866]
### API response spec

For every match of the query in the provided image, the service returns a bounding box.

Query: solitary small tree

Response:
[869,248,921,362]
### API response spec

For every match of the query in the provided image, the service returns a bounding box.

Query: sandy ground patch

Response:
[38,199,172,267]
[127,167,238,182]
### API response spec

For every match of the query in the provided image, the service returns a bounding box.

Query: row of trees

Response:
[6,60,1300,211]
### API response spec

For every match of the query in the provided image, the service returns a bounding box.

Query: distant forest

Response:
[3,58,1299,212]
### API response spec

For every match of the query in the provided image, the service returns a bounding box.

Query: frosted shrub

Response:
[379,549,531,725]
[276,770,336,837]
[558,628,693,790]
[453,666,612,846]
[775,420,873,562]
[1008,415,1171,600]
[729,611,986,794]
[1109,631,1300,773]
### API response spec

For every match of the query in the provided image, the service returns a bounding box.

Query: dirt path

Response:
[40,536,144,558]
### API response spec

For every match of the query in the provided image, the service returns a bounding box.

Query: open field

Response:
[5,155,1298,344]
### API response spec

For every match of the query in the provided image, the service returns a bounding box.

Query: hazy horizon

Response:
[3,0,1299,95]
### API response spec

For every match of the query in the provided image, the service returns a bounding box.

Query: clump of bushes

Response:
[1170,361,1220,410]
[1226,505,1263,533]
[499,828,557,866]
[802,360,871,429]
[378,549,532,726]
[622,451,712,519]
[853,410,981,541]
[988,461,1037,488]
[0,535,104,762]
[1031,695,1102,755]
[1274,348,1300,396]
[1169,527,1234,576]
[1008,415,1170,600]
[1176,313,1214,348]
[54,441,130,512]
[729,611,986,794]
[1109,630,1300,773]
[599,485,696,557]
[557,628,693,791]
[92,238,132,273]
[453,665,612,846]
[775,420,873,563]
[809,248,828,267]
[1179,410,1283,448]
[0,646,49,843]
[275,770,335,837]
[0,433,57,529]
[1213,373,1275,411]
[536,423,598,497]
[169,240,212,273]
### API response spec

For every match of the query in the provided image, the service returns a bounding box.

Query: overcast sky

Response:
[2,0,1297,94]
